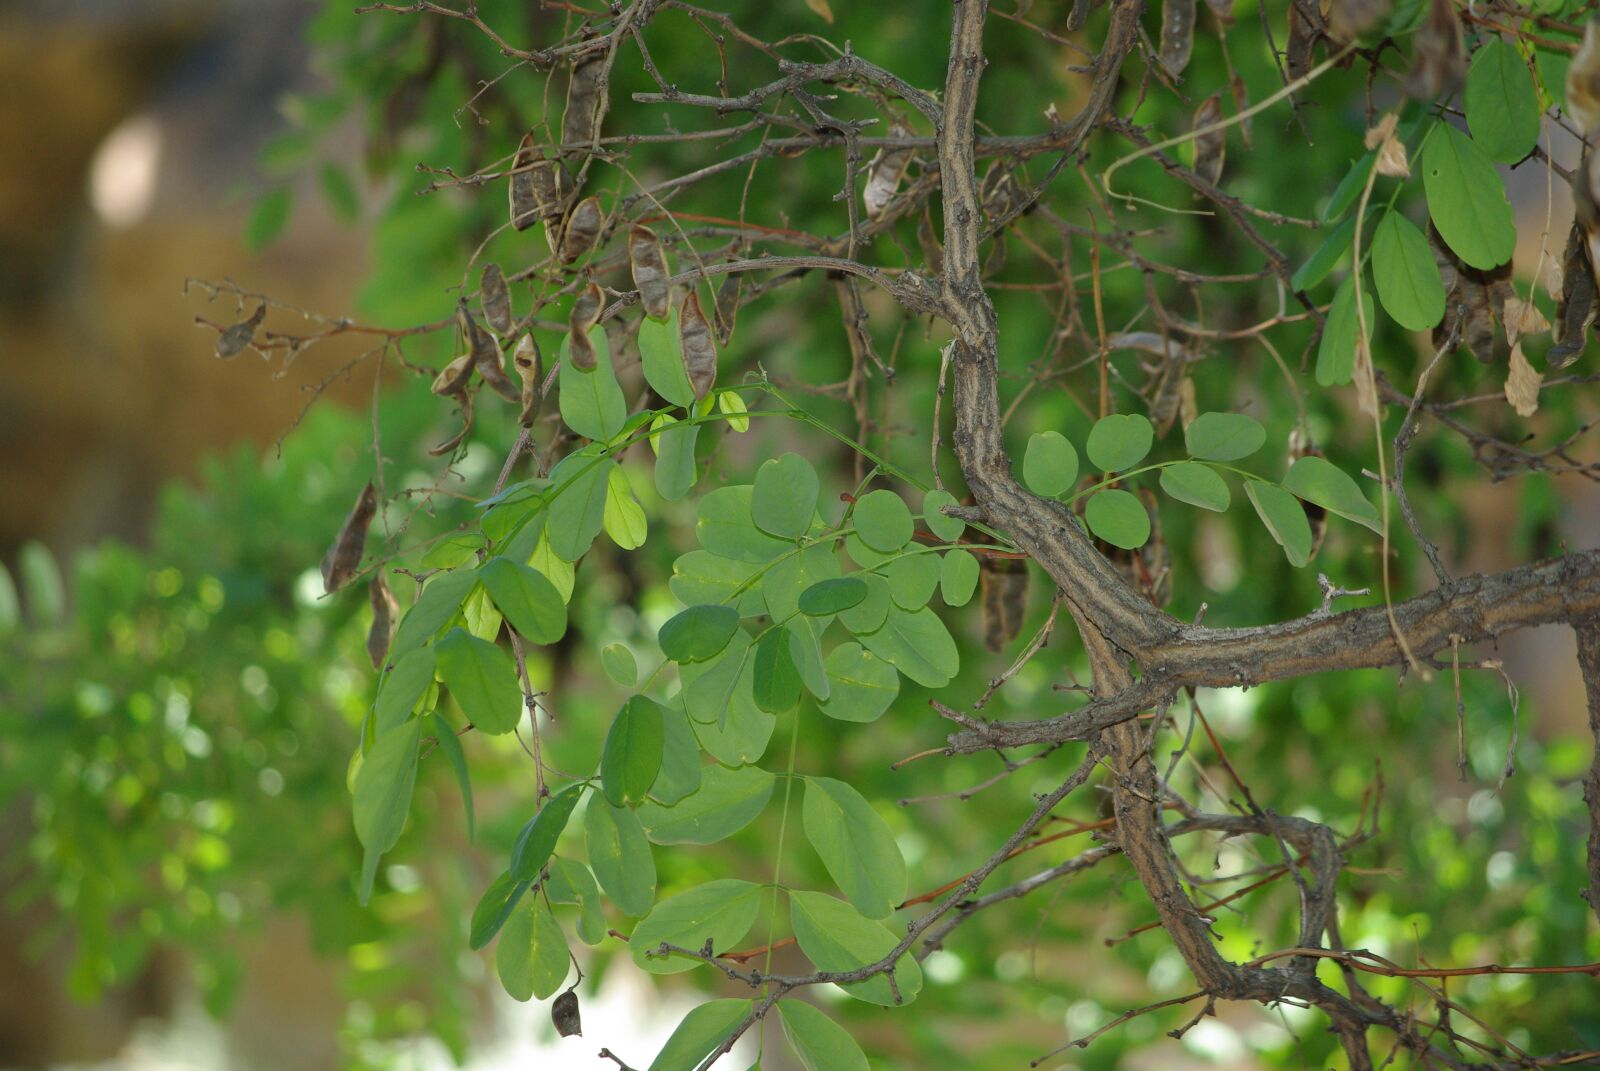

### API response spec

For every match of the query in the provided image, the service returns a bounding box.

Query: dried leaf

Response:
[560,48,607,161]
[980,555,1028,653]
[367,573,398,669]
[1286,1,1317,81]
[1159,0,1197,77]
[1505,341,1542,416]
[513,333,543,427]
[1326,0,1391,42]
[679,292,717,401]
[862,122,913,218]
[917,208,944,277]
[983,231,1007,278]
[1192,94,1225,186]
[629,225,671,321]
[431,352,474,397]
[1352,334,1379,420]
[979,162,1024,223]
[712,270,741,347]
[551,989,582,1038]
[1178,375,1199,430]
[1203,0,1234,26]
[568,284,603,371]
[460,302,518,402]
[1365,113,1410,179]
[480,263,513,335]
[561,196,603,265]
[321,482,378,595]
[1066,0,1095,32]
[214,303,266,359]
[1229,72,1253,149]
[1501,296,1550,344]
[1568,20,1600,137]
[1551,221,1597,368]
[429,392,473,457]
[1406,0,1465,100]
[805,0,834,21]
[1431,223,1512,363]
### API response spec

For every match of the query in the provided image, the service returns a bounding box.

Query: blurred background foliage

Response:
[2,0,1598,1069]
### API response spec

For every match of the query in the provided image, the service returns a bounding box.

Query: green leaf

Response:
[374,645,436,735]
[1245,480,1313,567]
[716,389,750,432]
[1315,273,1371,387]
[681,633,775,765]
[0,562,18,633]
[1465,38,1541,164]
[1085,489,1151,549]
[648,999,750,1071]
[469,871,530,950]
[1371,211,1446,331]
[660,604,741,663]
[462,584,502,642]
[885,554,941,611]
[856,605,959,688]
[1158,462,1231,512]
[779,1001,870,1071]
[603,465,649,550]
[1421,124,1516,270]
[652,415,700,501]
[1183,412,1265,461]
[601,643,638,687]
[496,896,569,1002]
[353,719,423,903]
[1282,456,1382,533]
[837,573,891,634]
[1023,431,1080,496]
[546,449,610,562]
[1322,150,1376,224]
[428,712,474,842]
[245,186,292,250]
[318,161,360,222]
[602,697,666,807]
[479,557,567,645]
[921,488,965,542]
[788,891,922,1006]
[818,643,898,723]
[1085,414,1154,472]
[752,453,819,539]
[670,550,768,618]
[939,549,980,607]
[584,798,656,917]
[765,543,842,620]
[511,783,587,880]
[559,326,628,441]
[639,308,695,407]
[436,628,522,735]
[421,533,483,570]
[390,567,479,658]
[1291,211,1359,292]
[545,858,606,945]
[630,879,764,974]
[650,701,703,805]
[802,776,907,919]
[852,489,914,552]
[697,485,792,563]
[637,764,775,844]
[753,629,803,714]
[799,577,868,616]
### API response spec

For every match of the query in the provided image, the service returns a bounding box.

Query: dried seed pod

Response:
[1159,0,1196,77]
[321,482,378,595]
[561,196,603,265]
[431,353,474,397]
[917,208,944,277]
[1285,1,1317,81]
[551,989,582,1038]
[1191,93,1225,186]
[1202,0,1234,24]
[215,304,266,359]
[1551,221,1597,368]
[679,291,717,401]
[979,162,1024,224]
[862,122,913,218]
[513,333,543,426]
[568,283,603,371]
[429,392,473,457]
[712,270,741,347]
[629,225,671,321]
[1066,0,1097,31]
[979,555,1028,653]
[1229,72,1252,149]
[367,573,398,669]
[509,133,540,232]
[1326,0,1391,43]
[460,302,519,402]
[479,263,513,335]
[1568,21,1600,137]
[1406,0,1464,100]
[561,48,608,161]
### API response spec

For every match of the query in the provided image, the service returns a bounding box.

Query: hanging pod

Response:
[561,196,603,265]
[568,283,604,371]
[679,291,717,401]
[629,225,671,321]
[459,301,518,402]
[560,47,608,162]
[321,482,378,595]
[479,263,513,335]
[214,303,266,358]
[367,573,398,669]
[513,333,543,426]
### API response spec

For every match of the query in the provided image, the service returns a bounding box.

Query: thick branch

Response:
[1578,618,1600,924]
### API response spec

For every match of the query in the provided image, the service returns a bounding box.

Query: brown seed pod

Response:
[712,270,742,347]
[513,333,543,426]
[429,392,473,457]
[509,135,566,234]
[1285,1,1317,81]
[1326,0,1390,43]
[568,283,603,371]
[979,555,1028,653]
[479,263,513,336]
[431,353,474,397]
[551,989,582,1038]
[561,196,603,265]
[460,302,519,402]
[629,225,671,321]
[1191,94,1225,187]
[862,122,913,218]
[1552,220,1597,368]
[1406,0,1465,100]
[367,573,398,669]
[1159,0,1196,77]
[214,303,266,359]
[1229,73,1253,149]
[321,482,378,595]
[560,48,608,162]
[1202,0,1235,25]
[679,292,717,401]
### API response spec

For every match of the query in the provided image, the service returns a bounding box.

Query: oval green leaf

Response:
[1421,123,1516,270]
[1281,455,1382,533]
[802,776,907,919]
[818,642,899,723]
[602,696,666,807]
[1084,489,1151,549]
[480,557,567,645]
[630,879,764,974]
[1371,211,1446,331]
[1159,462,1231,512]
[637,764,775,845]
[659,604,741,663]
[510,782,586,882]
[1245,480,1313,567]
[1465,38,1541,165]
[798,577,868,616]
[852,489,914,552]
[1023,430,1080,496]
[779,1001,869,1071]
[752,453,819,539]
[1184,411,1266,461]
[436,627,522,735]
[1085,413,1154,473]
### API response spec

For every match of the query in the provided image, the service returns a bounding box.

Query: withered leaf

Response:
[983,232,1007,279]
[561,196,603,265]
[1551,220,1596,368]
[980,555,1028,653]
[805,0,835,22]
[862,122,914,218]
[1066,0,1096,32]
[1286,1,1317,81]
[1406,0,1465,100]
[479,263,513,335]
[1366,113,1409,179]
[979,162,1024,224]
[551,989,582,1038]
[568,283,603,371]
[629,225,671,321]
[1568,20,1600,137]
[1505,341,1542,417]
[215,303,266,359]
[368,573,398,669]
[431,352,474,397]
[513,333,543,426]
[1192,94,1225,186]
[1159,0,1197,77]
[1203,0,1234,26]
[1326,0,1391,43]
[1229,73,1252,149]
[321,482,378,595]
[1431,223,1512,363]
[679,291,718,401]
[712,270,741,347]
[560,49,608,161]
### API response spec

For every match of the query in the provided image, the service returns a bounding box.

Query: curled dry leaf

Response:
[1505,342,1542,417]
[1066,0,1096,32]
[712,270,741,347]
[980,554,1028,653]
[560,48,608,161]
[1365,113,1410,179]
[460,302,518,402]
[679,291,718,401]
[1551,220,1597,368]
[1159,0,1197,77]
[1178,375,1199,430]
[804,0,835,22]
[1229,73,1253,149]
[629,225,671,321]
[431,352,474,397]
[1568,20,1600,137]
[1191,94,1225,186]
[862,121,914,218]
[1203,0,1234,26]
[321,482,378,595]
[1430,224,1512,363]
[1352,335,1379,421]
[1406,0,1465,100]
[561,196,603,265]
[568,283,604,371]
[1326,0,1391,43]
[479,263,513,336]
[429,391,473,457]
[513,333,543,426]
[1286,1,1318,81]
[551,989,582,1038]
[214,303,266,359]
[367,573,398,669]
[1501,296,1550,345]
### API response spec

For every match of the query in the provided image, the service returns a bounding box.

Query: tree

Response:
[22,0,1600,1067]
